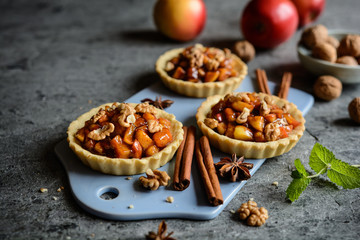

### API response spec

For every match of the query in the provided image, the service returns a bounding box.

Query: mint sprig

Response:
[286,143,360,202]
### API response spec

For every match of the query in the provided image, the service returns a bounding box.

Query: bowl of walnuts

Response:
[297,24,360,84]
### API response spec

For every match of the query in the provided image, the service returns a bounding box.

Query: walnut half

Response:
[139,169,170,191]
[238,200,269,227]
[87,123,115,141]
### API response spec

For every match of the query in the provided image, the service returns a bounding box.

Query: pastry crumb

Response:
[52,196,58,201]
[272,181,279,187]
[57,188,62,192]
[230,209,236,214]
[166,196,174,203]
[39,188,48,193]
[126,177,132,180]
[249,197,254,201]
[66,237,71,240]
[128,204,134,209]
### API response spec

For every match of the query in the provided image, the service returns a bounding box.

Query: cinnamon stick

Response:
[195,136,223,206]
[278,72,292,99]
[255,68,271,95]
[173,126,196,191]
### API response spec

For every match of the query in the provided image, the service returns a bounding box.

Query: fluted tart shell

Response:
[196,93,305,159]
[67,103,184,175]
[155,47,248,98]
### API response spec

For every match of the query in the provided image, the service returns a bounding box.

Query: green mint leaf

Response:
[327,158,360,189]
[294,159,309,177]
[286,159,311,202]
[309,143,334,174]
[291,170,302,179]
[286,177,311,202]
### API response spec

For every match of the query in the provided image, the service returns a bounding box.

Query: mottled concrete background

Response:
[1,0,359,239]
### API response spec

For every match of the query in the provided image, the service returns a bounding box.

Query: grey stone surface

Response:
[1,0,360,239]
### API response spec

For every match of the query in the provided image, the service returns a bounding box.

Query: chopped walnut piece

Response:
[238,200,269,227]
[139,169,170,190]
[264,122,281,141]
[39,188,48,193]
[183,43,204,68]
[264,96,274,106]
[259,100,270,116]
[224,48,232,59]
[135,102,158,116]
[165,61,175,72]
[223,93,238,103]
[148,119,163,133]
[235,92,251,103]
[118,103,136,127]
[236,107,250,124]
[282,103,290,113]
[205,58,220,71]
[87,123,115,141]
[212,48,226,62]
[91,109,106,123]
[204,118,218,129]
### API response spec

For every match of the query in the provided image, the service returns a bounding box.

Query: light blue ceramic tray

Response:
[55,76,314,221]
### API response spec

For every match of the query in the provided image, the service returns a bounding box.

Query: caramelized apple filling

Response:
[204,93,301,142]
[74,102,174,159]
[165,44,239,83]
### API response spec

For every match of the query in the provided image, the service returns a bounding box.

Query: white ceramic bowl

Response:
[297,30,360,84]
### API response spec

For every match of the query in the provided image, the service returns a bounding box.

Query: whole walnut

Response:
[337,34,360,57]
[348,97,360,124]
[301,24,328,49]
[313,76,342,101]
[312,42,337,63]
[233,40,256,63]
[326,36,340,49]
[237,200,269,227]
[336,56,358,66]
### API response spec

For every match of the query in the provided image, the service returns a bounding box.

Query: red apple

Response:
[241,0,299,49]
[291,0,326,27]
[153,0,206,42]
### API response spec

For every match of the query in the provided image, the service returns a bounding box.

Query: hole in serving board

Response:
[98,186,119,200]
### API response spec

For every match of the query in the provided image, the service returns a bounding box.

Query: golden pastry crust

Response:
[67,103,184,175]
[196,93,305,159]
[155,47,248,98]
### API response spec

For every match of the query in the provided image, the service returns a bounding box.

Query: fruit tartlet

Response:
[67,102,184,175]
[156,44,247,98]
[196,92,305,158]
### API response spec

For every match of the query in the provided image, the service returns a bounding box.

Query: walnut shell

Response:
[301,24,328,49]
[337,34,360,57]
[336,56,358,66]
[312,42,337,63]
[233,40,256,63]
[326,36,340,49]
[348,97,360,124]
[313,76,342,101]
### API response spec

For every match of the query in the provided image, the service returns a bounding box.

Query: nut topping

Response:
[118,103,136,127]
[87,123,115,141]
[204,118,218,129]
[91,109,106,123]
[259,100,270,116]
[135,102,158,116]
[148,119,163,133]
[236,107,250,124]
[264,122,281,141]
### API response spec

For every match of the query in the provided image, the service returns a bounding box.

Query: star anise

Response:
[141,96,174,110]
[214,154,253,182]
[146,220,176,240]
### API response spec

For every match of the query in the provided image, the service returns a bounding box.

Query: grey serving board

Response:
[55,76,314,220]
